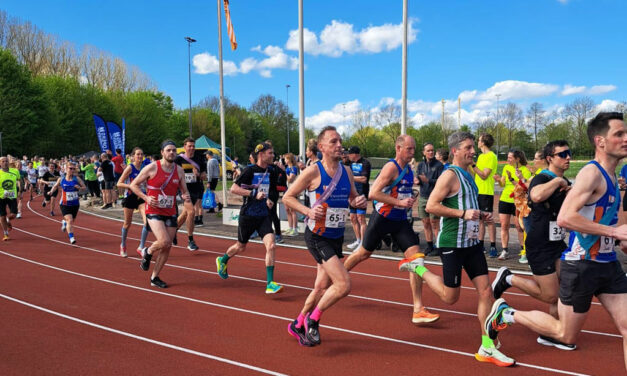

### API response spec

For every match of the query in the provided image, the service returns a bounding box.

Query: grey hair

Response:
[448,131,475,150]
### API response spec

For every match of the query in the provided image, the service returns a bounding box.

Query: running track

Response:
[0,197,623,375]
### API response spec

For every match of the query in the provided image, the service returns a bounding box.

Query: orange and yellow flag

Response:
[223,0,237,50]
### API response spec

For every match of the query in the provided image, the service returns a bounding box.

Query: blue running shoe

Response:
[488,246,498,258]
[265,281,283,294]
[216,256,229,279]
[485,298,511,340]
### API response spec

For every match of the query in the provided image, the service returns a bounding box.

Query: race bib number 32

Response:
[184,173,197,183]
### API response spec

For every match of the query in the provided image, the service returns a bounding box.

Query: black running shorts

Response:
[238,214,274,244]
[526,245,565,276]
[60,204,79,219]
[477,194,494,213]
[498,201,516,216]
[0,198,18,217]
[122,194,145,210]
[439,243,488,288]
[559,260,627,313]
[304,227,344,264]
[362,211,419,253]
[146,214,178,231]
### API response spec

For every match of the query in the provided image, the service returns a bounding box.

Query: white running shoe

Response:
[69,236,76,244]
[498,250,509,260]
[61,221,67,232]
[398,253,425,272]
[346,239,361,249]
[16,212,22,219]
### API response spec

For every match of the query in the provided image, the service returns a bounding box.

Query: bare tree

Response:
[564,97,595,152]
[526,102,545,151]
[351,109,372,154]
[501,102,523,148]
[374,104,402,142]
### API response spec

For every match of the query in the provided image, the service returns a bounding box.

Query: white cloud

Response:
[192,45,298,78]
[561,84,617,96]
[561,84,586,96]
[193,52,238,76]
[286,19,419,57]
[596,99,621,112]
[588,85,617,95]
[306,99,361,132]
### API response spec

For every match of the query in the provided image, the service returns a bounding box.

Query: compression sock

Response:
[295,313,306,328]
[139,226,149,249]
[427,241,434,249]
[188,235,194,242]
[68,232,74,239]
[414,265,428,278]
[266,266,275,284]
[121,227,128,247]
[490,242,496,248]
[220,253,230,264]
[310,307,323,322]
[482,335,495,349]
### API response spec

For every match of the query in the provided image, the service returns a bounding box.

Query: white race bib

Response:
[47,181,56,187]
[466,220,479,239]
[258,183,270,195]
[4,191,15,199]
[599,236,614,253]
[184,173,197,183]
[549,221,565,241]
[157,194,175,209]
[394,192,412,209]
[325,207,349,228]
[65,191,78,201]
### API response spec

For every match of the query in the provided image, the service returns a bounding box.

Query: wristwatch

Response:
[472,164,476,168]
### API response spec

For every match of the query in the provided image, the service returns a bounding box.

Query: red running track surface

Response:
[0,197,623,375]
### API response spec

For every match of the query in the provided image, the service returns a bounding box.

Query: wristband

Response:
[461,209,466,219]
[250,189,257,198]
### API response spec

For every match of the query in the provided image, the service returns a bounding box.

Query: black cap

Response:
[204,150,214,156]
[348,146,360,154]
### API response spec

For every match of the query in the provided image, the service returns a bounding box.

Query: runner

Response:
[215,142,284,294]
[398,131,515,367]
[131,140,192,289]
[346,146,371,250]
[26,161,38,201]
[0,157,19,241]
[175,137,206,251]
[486,112,627,369]
[13,160,26,218]
[116,147,149,258]
[470,133,498,257]
[40,162,61,216]
[49,161,86,244]
[283,153,300,237]
[283,126,367,346]
[99,153,116,209]
[344,135,439,325]
[492,140,574,350]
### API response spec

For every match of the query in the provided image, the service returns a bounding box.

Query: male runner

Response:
[492,140,574,350]
[100,153,116,209]
[40,162,61,215]
[283,126,367,346]
[175,137,206,251]
[0,157,19,241]
[26,161,38,201]
[346,146,371,249]
[50,162,86,244]
[399,131,515,367]
[131,140,192,288]
[470,133,498,257]
[344,135,439,324]
[215,142,284,294]
[486,112,627,369]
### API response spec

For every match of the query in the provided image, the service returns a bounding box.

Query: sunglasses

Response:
[552,149,571,159]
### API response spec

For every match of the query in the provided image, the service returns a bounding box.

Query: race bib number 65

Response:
[325,208,349,228]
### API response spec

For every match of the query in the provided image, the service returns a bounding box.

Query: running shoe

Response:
[42,201,46,207]
[69,236,76,244]
[265,281,284,294]
[518,254,528,264]
[398,253,425,272]
[275,234,284,244]
[150,276,168,288]
[304,312,321,345]
[497,250,509,260]
[537,335,576,350]
[137,247,147,257]
[119,245,127,258]
[187,239,199,251]
[216,256,228,279]
[3,234,9,241]
[491,267,512,299]
[485,298,511,340]
[488,246,498,258]
[249,230,259,239]
[474,345,515,367]
[288,320,314,347]
[61,221,67,233]
[346,239,361,249]
[412,307,440,324]
[16,212,21,219]
[140,252,152,271]
[50,211,55,216]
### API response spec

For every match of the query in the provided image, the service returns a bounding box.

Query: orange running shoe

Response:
[412,307,440,324]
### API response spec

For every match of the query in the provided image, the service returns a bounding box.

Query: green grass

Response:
[214,180,234,191]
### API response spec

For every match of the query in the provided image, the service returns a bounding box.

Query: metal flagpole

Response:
[401,0,408,135]
[298,0,305,161]
[458,97,461,129]
[217,0,228,207]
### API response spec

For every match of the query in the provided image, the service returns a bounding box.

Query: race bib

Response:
[4,191,15,199]
[157,194,175,209]
[184,173,197,184]
[394,192,412,209]
[325,207,349,228]
[599,236,614,253]
[65,191,78,201]
[258,183,270,195]
[549,221,565,241]
[466,220,479,239]
[47,181,56,187]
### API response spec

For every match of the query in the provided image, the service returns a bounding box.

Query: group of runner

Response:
[1,111,625,369]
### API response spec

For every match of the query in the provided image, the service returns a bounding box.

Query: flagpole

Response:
[217,0,228,207]
[401,0,408,135]
[298,0,305,161]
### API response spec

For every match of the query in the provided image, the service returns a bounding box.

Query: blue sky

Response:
[3,0,625,133]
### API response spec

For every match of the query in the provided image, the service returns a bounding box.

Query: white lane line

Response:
[0,251,593,376]
[0,292,286,376]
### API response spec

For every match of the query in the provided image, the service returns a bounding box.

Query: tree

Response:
[501,102,523,148]
[564,97,595,156]
[526,102,545,151]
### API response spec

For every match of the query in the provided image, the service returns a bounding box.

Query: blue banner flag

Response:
[107,121,124,155]
[122,118,126,157]
[93,114,109,153]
